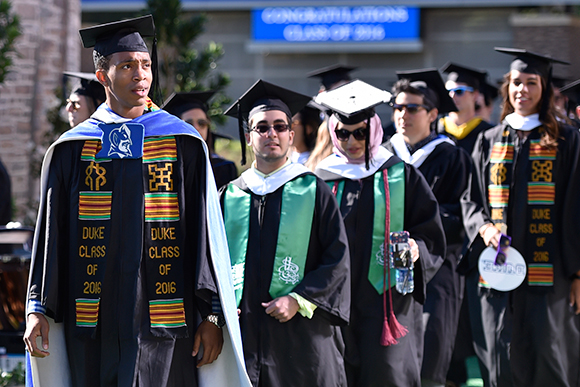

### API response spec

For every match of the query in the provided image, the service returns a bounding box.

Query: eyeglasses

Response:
[185,119,210,130]
[334,127,368,141]
[66,99,81,111]
[494,233,512,265]
[251,123,290,134]
[448,86,474,96]
[391,103,430,114]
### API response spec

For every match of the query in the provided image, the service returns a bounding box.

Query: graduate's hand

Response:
[24,313,50,357]
[408,238,419,263]
[262,296,299,323]
[480,223,501,249]
[192,320,224,368]
[570,272,580,315]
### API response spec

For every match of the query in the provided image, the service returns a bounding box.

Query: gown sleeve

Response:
[403,163,446,304]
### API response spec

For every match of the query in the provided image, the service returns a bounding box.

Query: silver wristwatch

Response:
[204,313,226,328]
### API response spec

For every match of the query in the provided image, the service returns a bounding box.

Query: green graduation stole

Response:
[488,128,557,287]
[224,174,317,306]
[330,162,405,294]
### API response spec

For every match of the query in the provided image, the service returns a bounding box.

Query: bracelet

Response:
[572,273,580,281]
[204,313,226,328]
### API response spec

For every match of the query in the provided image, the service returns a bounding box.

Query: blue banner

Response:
[252,6,419,43]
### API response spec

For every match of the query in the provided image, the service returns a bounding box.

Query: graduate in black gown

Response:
[314,79,446,387]
[221,80,351,387]
[383,69,476,387]
[438,63,494,155]
[24,15,249,387]
[558,79,580,128]
[163,91,238,190]
[464,47,580,387]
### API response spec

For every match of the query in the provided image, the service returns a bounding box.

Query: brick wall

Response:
[0,0,80,223]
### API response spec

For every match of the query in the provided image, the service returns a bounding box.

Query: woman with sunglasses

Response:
[384,69,479,387]
[438,63,494,155]
[465,48,580,387]
[315,80,445,387]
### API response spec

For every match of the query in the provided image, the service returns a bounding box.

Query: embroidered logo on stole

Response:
[487,131,556,287]
[142,136,186,333]
[75,140,111,330]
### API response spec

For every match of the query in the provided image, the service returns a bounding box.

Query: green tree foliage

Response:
[0,0,21,85]
[145,0,231,125]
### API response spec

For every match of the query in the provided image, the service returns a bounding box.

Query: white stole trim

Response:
[316,146,393,180]
[390,133,455,168]
[241,163,311,195]
[505,113,542,131]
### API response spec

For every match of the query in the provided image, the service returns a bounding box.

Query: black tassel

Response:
[365,115,371,170]
[150,36,162,106]
[238,104,246,165]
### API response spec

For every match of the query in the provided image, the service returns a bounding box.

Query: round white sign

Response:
[478,246,527,291]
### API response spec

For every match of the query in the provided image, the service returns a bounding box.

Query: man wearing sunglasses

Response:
[438,63,494,155]
[384,69,479,387]
[221,80,350,387]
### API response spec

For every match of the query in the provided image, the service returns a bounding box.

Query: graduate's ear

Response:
[245,131,252,146]
[96,69,109,87]
[576,106,580,120]
[428,107,439,123]
[288,127,295,146]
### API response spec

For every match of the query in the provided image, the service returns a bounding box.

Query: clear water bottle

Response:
[396,267,414,295]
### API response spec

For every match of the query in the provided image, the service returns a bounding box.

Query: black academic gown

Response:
[464,122,580,387]
[316,157,446,387]
[28,136,217,387]
[221,172,350,387]
[210,153,237,191]
[384,140,474,384]
[0,158,11,225]
[438,118,494,155]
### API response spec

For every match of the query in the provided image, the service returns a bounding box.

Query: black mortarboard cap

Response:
[314,79,391,169]
[314,79,391,125]
[224,80,312,165]
[559,79,580,106]
[551,75,570,89]
[63,71,106,108]
[440,62,487,90]
[162,91,216,117]
[79,15,155,57]
[396,68,458,114]
[495,47,569,120]
[494,47,569,79]
[481,80,499,106]
[307,64,357,91]
[79,15,162,105]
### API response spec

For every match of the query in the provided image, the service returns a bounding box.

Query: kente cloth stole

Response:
[487,128,557,287]
[224,174,317,307]
[330,162,405,294]
[75,136,187,338]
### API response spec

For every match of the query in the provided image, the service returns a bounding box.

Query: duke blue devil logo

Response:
[96,122,144,160]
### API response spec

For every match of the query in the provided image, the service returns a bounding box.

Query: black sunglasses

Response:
[391,103,430,114]
[251,123,290,134]
[334,127,368,142]
[494,234,512,265]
